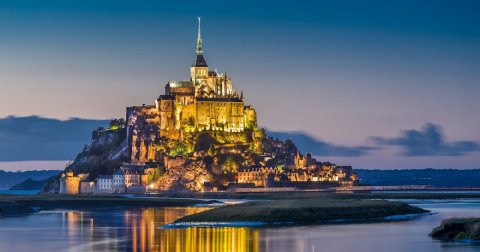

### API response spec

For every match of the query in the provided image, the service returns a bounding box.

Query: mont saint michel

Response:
[54,19,358,194]
[2,2,480,251]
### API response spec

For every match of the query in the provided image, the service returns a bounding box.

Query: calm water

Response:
[0,201,479,252]
[0,189,39,195]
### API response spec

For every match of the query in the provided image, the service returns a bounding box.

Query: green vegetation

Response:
[146,167,165,184]
[194,132,218,152]
[72,122,128,180]
[430,218,480,241]
[174,198,428,224]
[217,153,244,173]
[168,140,191,157]
[108,118,126,131]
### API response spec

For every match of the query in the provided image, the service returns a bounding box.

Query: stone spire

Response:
[196,17,203,55]
[193,17,208,67]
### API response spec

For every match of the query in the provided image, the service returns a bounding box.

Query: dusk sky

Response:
[1,0,479,170]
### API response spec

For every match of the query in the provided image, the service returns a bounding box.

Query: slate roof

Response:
[193,54,208,67]
[159,95,174,100]
[196,97,243,102]
[97,175,113,180]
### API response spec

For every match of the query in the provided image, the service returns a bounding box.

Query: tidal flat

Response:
[171,198,429,226]
[2,192,479,225]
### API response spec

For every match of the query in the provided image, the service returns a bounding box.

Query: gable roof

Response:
[97,175,113,180]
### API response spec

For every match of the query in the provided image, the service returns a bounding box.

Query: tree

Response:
[168,140,190,157]
[109,118,126,130]
[195,132,218,151]
[285,139,297,153]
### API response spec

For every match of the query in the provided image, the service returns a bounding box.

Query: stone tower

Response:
[191,17,209,86]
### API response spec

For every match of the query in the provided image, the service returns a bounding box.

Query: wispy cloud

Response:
[268,130,376,157]
[371,123,480,156]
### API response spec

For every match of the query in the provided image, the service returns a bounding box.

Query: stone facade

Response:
[80,181,95,194]
[59,172,89,195]
[95,175,113,193]
[237,167,277,187]
[237,164,358,188]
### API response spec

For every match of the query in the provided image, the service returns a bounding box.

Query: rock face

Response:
[430,218,480,241]
[40,174,61,194]
[41,126,128,193]
[157,160,212,192]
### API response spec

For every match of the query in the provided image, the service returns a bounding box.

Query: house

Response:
[113,169,126,193]
[95,175,113,193]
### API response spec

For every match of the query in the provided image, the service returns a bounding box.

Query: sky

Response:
[0,0,479,170]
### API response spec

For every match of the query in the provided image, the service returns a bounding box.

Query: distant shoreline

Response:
[0,194,220,217]
[2,191,478,222]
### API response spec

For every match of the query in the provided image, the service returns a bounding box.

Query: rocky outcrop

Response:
[40,174,61,194]
[41,126,128,193]
[430,218,480,241]
[156,160,212,192]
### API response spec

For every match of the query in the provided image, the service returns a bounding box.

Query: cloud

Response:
[267,130,376,157]
[0,116,376,161]
[0,116,110,161]
[371,123,480,156]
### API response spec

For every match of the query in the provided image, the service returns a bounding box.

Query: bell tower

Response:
[191,17,209,86]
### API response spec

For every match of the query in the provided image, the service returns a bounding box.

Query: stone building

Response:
[80,181,95,194]
[95,175,113,193]
[59,171,89,195]
[292,151,318,169]
[113,169,126,193]
[127,18,258,163]
[237,167,277,187]
[237,162,359,188]
[111,164,146,193]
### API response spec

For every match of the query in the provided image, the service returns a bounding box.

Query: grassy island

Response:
[172,198,428,226]
[430,218,480,241]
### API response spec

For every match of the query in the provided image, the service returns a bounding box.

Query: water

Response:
[0,189,39,195]
[0,201,479,252]
[376,190,480,194]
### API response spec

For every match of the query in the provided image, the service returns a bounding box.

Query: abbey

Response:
[127,18,257,163]
[54,19,359,194]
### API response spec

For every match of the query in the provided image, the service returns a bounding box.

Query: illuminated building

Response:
[59,171,89,195]
[126,18,258,163]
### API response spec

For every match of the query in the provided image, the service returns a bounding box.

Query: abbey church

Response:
[127,18,258,163]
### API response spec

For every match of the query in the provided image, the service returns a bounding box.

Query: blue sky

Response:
[0,0,479,170]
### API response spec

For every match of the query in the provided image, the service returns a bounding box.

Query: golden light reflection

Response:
[63,207,259,252]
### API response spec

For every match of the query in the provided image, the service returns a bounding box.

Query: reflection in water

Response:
[1,203,480,252]
[61,207,258,252]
